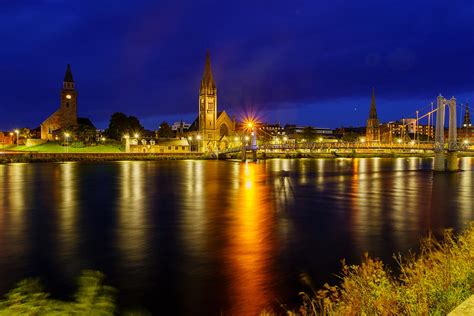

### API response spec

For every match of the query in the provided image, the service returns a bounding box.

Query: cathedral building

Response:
[188,51,236,152]
[366,88,381,142]
[41,65,78,140]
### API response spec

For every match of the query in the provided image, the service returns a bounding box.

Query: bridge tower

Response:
[434,95,457,171]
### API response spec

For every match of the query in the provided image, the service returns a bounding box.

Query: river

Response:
[0,158,473,314]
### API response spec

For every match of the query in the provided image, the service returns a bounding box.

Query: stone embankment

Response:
[0,152,203,163]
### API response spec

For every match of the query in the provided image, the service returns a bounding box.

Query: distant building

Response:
[459,102,474,142]
[129,138,191,154]
[365,88,381,142]
[187,52,237,151]
[41,65,78,140]
[171,121,191,131]
[381,120,434,142]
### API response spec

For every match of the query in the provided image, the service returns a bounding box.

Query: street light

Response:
[64,132,70,152]
[14,129,19,145]
[134,133,139,139]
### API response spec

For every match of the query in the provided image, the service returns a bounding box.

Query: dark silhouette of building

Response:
[366,88,380,142]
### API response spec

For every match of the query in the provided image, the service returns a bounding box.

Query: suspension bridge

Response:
[218,95,474,171]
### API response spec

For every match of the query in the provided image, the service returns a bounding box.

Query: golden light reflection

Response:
[224,162,276,315]
[2,164,29,257]
[181,161,207,256]
[55,162,79,259]
[117,161,148,266]
[457,158,473,226]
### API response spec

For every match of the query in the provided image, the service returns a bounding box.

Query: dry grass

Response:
[287,223,474,316]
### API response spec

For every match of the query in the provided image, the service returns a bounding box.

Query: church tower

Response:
[40,64,78,139]
[463,102,471,127]
[366,87,381,142]
[60,64,78,125]
[199,51,217,143]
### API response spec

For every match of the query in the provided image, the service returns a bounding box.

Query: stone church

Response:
[188,52,237,152]
[366,88,381,142]
[41,64,78,140]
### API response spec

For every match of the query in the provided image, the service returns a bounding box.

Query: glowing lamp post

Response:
[123,134,130,153]
[64,132,70,153]
[14,129,19,146]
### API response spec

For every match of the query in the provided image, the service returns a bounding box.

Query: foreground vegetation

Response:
[293,223,474,315]
[0,271,116,315]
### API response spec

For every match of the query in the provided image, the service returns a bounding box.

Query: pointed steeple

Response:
[64,64,74,83]
[201,51,216,90]
[463,101,471,127]
[369,87,378,119]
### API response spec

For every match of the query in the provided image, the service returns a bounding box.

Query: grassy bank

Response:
[294,223,474,315]
[9,142,122,153]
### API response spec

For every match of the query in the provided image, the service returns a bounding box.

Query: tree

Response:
[105,112,144,140]
[75,125,96,145]
[157,121,174,138]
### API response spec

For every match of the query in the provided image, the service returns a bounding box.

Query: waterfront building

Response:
[365,88,381,142]
[41,65,78,140]
[381,120,434,142]
[187,52,237,152]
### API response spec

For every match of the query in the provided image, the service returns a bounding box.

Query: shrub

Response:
[0,270,116,315]
[293,223,474,315]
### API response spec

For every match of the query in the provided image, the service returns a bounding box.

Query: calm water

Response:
[0,158,473,314]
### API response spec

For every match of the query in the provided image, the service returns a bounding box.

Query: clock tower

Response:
[199,51,217,144]
[60,64,78,126]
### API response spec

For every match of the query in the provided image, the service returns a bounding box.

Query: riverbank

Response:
[1,151,474,163]
[0,152,204,163]
[296,223,474,315]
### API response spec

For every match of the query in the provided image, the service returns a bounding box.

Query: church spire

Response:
[201,51,216,90]
[64,64,74,83]
[369,87,378,119]
[463,101,471,127]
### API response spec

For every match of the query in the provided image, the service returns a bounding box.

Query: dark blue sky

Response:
[1,0,473,130]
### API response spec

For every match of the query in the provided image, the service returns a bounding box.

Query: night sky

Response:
[1,0,473,130]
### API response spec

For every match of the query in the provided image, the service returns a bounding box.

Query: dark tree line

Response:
[105,112,144,140]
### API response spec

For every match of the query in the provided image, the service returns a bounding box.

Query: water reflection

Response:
[117,161,148,267]
[0,158,472,315]
[224,162,276,315]
[54,163,79,261]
